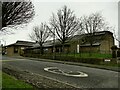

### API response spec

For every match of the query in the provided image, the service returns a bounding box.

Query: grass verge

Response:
[2,72,33,89]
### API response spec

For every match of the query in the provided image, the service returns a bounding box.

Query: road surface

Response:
[2,56,119,88]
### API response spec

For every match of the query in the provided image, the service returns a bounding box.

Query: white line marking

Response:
[44,67,88,77]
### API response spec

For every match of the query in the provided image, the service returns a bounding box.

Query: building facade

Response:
[5,40,35,56]
[24,31,114,54]
[5,31,114,56]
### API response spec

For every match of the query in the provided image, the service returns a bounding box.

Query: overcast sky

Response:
[0,0,119,46]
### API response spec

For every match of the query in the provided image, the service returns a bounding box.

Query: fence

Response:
[21,48,120,66]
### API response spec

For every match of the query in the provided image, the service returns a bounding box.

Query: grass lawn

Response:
[2,72,33,89]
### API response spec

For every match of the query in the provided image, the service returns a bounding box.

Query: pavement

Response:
[6,55,120,72]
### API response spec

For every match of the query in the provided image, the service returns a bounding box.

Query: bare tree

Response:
[29,23,50,54]
[82,13,107,34]
[81,12,110,54]
[1,1,35,32]
[50,5,83,53]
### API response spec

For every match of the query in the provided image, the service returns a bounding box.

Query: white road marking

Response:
[44,67,88,77]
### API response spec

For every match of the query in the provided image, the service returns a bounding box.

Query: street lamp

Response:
[49,28,56,59]
[47,26,56,59]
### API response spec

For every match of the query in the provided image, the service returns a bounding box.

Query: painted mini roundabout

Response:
[44,67,88,78]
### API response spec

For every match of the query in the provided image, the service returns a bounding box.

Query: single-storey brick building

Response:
[5,40,35,56]
[24,31,114,54]
[70,31,114,54]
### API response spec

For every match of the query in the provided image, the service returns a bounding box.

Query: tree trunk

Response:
[40,44,43,55]
[89,43,92,57]
[89,35,93,57]
[62,43,65,53]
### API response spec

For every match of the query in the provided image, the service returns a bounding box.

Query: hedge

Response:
[22,54,105,65]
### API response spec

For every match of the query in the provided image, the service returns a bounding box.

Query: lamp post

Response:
[48,26,56,59]
[50,28,56,59]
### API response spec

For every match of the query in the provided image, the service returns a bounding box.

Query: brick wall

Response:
[6,46,14,56]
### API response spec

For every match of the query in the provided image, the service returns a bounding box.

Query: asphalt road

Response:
[2,56,119,88]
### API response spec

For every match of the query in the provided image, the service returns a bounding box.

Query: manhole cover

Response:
[44,67,88,77]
